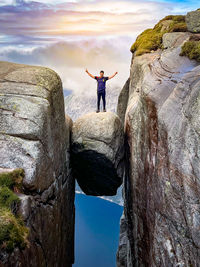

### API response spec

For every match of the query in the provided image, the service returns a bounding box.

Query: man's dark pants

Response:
[97,90,106,110]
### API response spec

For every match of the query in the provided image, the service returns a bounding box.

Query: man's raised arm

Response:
[108,71,118,80]
[85,69,95,79]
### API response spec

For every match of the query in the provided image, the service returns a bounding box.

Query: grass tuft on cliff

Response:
[0,207,29,252]
[0,169,29,252]
[0,168,24,190]
[180,36,200,62]
[131,15,187,56]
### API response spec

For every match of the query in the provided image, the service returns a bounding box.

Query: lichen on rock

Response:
[186,9,200,33]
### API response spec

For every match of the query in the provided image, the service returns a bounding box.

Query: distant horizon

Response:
[0,0,199,96]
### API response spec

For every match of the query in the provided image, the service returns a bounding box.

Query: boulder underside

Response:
[72,146,121,196]
[72,112,124,196]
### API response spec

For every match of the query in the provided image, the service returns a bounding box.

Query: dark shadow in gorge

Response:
[72,144,122,196]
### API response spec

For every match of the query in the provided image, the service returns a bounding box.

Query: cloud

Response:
[0,0,13,5]
[0,37,132,95]
[0,0,199,98]
[0,0,198,46]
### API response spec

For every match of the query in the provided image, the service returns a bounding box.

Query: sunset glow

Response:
[0,0,199,95]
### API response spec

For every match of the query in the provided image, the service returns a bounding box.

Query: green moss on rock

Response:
[0,168,24,190]
[130,28,163,56]
[0,187,20,209]
[0,208,29,252]
[0,168,29,252]
[131,15,187,56]
[180,39,200,62]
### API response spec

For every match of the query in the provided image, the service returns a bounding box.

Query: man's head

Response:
[100,70,104,78]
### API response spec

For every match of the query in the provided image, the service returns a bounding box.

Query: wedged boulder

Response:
[0,61,75,267]
[186,9,200,33]
[72,112,124,196]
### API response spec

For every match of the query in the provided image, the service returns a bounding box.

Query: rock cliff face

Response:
[0,61,75,266]
[117,28,200,266]
[72,112,124,196]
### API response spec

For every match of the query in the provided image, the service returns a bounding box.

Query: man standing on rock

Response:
[85,69,118,113]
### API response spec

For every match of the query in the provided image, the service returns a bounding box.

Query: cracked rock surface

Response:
[117,32,200,266]
[0,61,75,267]
[72,112,124,196]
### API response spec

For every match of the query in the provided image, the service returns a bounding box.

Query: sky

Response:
[0,0,199,96]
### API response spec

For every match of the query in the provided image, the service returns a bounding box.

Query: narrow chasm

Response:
[71,111,125,266]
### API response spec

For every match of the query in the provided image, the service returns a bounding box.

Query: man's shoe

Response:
[96,109,100,113]
[103,109,106,112]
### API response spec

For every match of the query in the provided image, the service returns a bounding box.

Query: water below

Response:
[73,193,123,267]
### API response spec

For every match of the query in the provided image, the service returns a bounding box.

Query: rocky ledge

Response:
[0,61,75,267]
[72,112,124,196]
